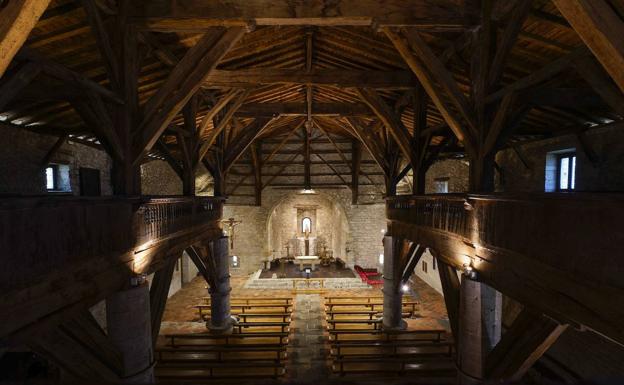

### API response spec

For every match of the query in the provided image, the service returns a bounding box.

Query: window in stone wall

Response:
[545,148,576,192]
[422,261,428,273]
[432,257,436,270]
[557,152,576,191]
[231,255,240,268]
[433,177,449,193]
[45,165,58,190]
[45,163,72,192]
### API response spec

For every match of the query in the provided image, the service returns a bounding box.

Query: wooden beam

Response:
[81,0,119,90]
[574,56,624,116]
[197,89,241,140]
[303,124,311,190]
[485,46,590,103]
[436,257,460,339]
[236,102,372,117]
[204,68,416,88]
[487,0,532,88]
[384,27,473,149]
[154,139,184,179]
[28,311,123,381]
[482,92,518,156]
[485,309,568,381]
[131,1,471,30]
[316,153,352,191]
[135,27,245,165]
[40,134,68,167]
[356,87,417,168]
[223,118,273,172]
[72,95,124,162]
[398,28,478,137]
[346,118,389,175]
[17,48,124,104]
[0,61,41,110]
[553,0,624,94]
[149,257,177,346]
[250,141,262,206]
[351,140,361,204]
[198,88,250,161]
[0,0,51,77]
[185,246,216,289]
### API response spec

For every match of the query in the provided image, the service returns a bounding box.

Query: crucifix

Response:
[220,217,242,249]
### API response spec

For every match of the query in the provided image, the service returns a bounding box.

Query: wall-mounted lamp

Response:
[461,261,477,280]
[463,200,474,211]
[401,283,410,293]
[130,273,147,287]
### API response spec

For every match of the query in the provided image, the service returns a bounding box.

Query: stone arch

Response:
[266,191,352,265]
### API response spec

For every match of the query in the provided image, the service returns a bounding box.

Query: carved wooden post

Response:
[208,236,233,333]
[382,235,406,330]
[106,282,154,383]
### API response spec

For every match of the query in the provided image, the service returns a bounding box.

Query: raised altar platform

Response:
[259,259,355,279]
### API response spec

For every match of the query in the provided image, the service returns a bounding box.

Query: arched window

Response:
[231,255,239,268]
[302,217,312,234]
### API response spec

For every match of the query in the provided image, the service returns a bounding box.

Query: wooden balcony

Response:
[387,193,624,346]
[0,195,223,338]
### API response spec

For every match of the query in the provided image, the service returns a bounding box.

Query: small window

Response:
[557,153,576,191]
[231,255,240,268]
[422,261,428,273]
[45,165,58,191]
[432,257,436,270]
[302,217,312,234]
[433,178,449,193]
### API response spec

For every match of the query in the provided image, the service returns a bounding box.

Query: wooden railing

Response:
[0,195,223,292]
[387,194,471,239]
[387,192,624,345]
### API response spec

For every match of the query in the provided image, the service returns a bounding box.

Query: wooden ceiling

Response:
[1,0,623,201]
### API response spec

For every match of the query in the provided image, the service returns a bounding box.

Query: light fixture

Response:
[381,229,386,234]
[462,261,477,280]
[301,188,315,194]
[378,253,384,264]
[401,284,410,293]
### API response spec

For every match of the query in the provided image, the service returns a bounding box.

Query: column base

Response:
[382,318,407,331]
[207,315,236,334]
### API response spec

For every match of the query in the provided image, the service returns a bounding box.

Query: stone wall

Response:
[0,123,112,196]
[496,123,624,192]
[412,250,443,295]
[224,188,386,276]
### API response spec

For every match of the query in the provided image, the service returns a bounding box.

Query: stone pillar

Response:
[208,236,234,333]
[106,282,154,383]
[382,235,406,330]
[457,274,502,384]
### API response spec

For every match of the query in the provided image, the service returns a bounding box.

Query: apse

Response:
[267,192,350,265]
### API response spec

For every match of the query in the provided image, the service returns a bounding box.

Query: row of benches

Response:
[322,295,456,377]
[156,297,295,380]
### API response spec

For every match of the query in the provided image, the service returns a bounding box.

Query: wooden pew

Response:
[324,295,413,303]
[325,310,412,320]
[326,318,383,330]
[325,301,418,314]
[203,296,293,305]
[196,303,293,319]
[328,328,446,342]
[166,332,290,346]
[158,331,290,379]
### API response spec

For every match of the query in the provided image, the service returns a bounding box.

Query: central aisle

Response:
[286,294,329,383]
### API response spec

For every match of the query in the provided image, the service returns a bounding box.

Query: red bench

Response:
[354,266,383,286]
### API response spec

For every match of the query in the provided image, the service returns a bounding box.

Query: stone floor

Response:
[158,273,452,384]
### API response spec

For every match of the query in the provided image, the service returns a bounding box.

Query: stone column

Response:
[106,282,154,383]
[382,235,406,330]
[208,236,234,333]
[457,274,502,384]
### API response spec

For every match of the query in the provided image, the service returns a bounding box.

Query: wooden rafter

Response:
[135,27,246,164]
[0,0,51,77]
[131,1,471,30]
[553,0,624,94]
[485,309,568,381]
[223,117,273,172]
